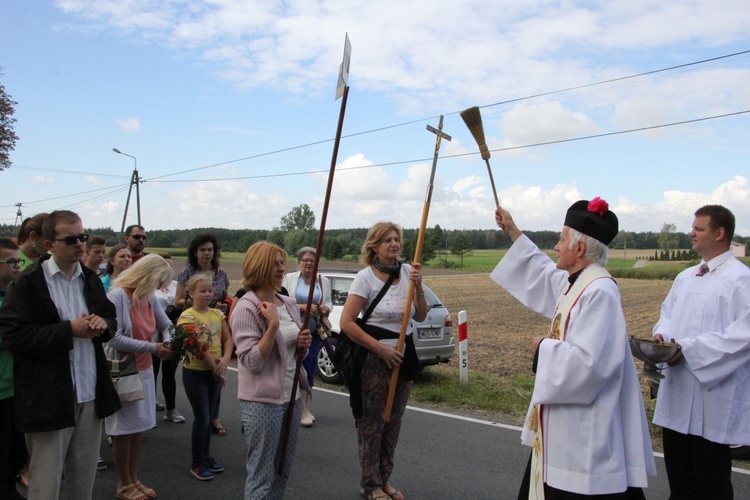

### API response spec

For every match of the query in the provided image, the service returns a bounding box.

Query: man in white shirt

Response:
[653,204,750,499]
[0,210,120,499]
[491,198,655,499]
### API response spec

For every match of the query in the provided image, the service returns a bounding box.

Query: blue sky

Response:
[2,0,749,237]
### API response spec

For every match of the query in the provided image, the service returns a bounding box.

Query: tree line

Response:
[2,223,745,264]
[2,205,746,264]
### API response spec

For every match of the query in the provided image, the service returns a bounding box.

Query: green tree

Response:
[449,233,473,266]
[322,236,345,260]
[426,225,443,263]
[283,229,313,255]
[280,204,316,231]
[0,71,19,171]
[658,223,679,257]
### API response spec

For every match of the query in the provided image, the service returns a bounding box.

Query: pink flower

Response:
[587,197,609,216]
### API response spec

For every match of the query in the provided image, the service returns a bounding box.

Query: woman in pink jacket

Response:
[229,241,312,500]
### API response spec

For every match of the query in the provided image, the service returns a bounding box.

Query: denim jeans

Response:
[182,368,220,467]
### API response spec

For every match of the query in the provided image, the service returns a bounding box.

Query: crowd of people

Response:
[0,202,747,499]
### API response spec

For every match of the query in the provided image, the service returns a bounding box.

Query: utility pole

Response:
[112,148,141,234]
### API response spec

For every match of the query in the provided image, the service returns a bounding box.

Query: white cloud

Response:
[54,0,750,112]
[31,175,56,184]
[498,102,600,152]
[451,176,484,195]
[84,175,101,185]
[115,117,141,132]
[101,200,118,213]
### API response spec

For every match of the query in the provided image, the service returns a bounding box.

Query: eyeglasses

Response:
[54,233,90,245]
[0,258,25,268]
[299,259,315,264]
[129,234,147,241]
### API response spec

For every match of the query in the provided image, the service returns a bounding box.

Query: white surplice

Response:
[652,250,750,445]
[490,234,656,495]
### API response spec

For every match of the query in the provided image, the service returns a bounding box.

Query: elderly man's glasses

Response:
[129,234,147,241]
[0,258,25,268]
[54,233,90,245]
[299,259,315,264]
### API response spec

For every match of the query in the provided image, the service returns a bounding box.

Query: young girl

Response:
[177,274,234,481]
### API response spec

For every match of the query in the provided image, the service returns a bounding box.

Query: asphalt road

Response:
[78,365,750,499]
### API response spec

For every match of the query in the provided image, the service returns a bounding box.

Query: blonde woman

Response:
[105,254,175,500]
[230,241,312,500]
[339,222,427,500]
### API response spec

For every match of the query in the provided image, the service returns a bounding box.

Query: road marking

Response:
[227,367,750,475]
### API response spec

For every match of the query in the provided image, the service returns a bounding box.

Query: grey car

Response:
[316,271,455,384]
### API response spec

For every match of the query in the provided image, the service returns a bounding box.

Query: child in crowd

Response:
[177,275,234,481]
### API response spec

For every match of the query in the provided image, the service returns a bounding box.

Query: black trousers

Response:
[152,355,179,410]
[0,397,27,498]
[517,452,646,500]
[662,427,733,500]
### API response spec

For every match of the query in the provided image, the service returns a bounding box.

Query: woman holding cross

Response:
[340,222,427,500]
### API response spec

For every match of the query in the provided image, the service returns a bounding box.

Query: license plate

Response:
[418,327,442,340]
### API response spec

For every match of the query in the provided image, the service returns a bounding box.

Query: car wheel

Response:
[317,337,342,384]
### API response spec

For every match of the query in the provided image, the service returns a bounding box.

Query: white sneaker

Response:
[164,409,186,423]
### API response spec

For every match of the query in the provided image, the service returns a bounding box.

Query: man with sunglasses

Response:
[125,224,148,263]
[0,238,27,499]
[0,211,121,499]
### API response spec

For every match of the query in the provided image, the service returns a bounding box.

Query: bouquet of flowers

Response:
[166,323,213,364]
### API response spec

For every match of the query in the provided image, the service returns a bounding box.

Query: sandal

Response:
[133,480,157,498]
[384,485,405,500]
[360,488,391,500]
[211,422,228,436]
[115,483,148,500]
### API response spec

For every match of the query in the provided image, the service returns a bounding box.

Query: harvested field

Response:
[423,275,672,380]
[210,259,672,381]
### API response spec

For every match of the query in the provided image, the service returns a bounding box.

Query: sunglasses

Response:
[54,233,90,245]
[0,258,26,268]
[129,234,147,241]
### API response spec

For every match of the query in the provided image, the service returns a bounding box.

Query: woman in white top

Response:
[340,222,427,500]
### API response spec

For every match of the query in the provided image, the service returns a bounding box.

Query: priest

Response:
[491,198,656,499]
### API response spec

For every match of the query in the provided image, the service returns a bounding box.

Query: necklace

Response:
[373,257,400,275]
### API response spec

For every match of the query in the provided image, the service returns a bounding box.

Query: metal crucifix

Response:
[384,116,451,422]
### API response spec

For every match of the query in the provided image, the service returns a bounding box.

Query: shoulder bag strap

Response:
[360,263,401,324]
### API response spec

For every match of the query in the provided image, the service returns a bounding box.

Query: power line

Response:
[149,109,750,183]
[6,50,749,207]
[0,183,132,209]
[10,164,131,179]
[146,49,750,182]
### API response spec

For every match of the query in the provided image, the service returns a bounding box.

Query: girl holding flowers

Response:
[176,274,233,481]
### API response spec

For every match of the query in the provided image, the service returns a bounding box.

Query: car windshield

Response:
[422,285,441,308]
[325,273,442,309]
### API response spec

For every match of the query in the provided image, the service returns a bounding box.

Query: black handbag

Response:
[333,267,400,388]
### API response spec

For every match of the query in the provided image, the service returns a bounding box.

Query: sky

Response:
[1,0,750,238]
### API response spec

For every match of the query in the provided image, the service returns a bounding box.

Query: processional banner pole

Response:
[278,33,352,475]
[384,116,451,422]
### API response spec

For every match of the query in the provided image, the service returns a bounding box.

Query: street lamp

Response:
[112,147,141,233]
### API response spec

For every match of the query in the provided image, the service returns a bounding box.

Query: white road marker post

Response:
[458,310,468,384]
